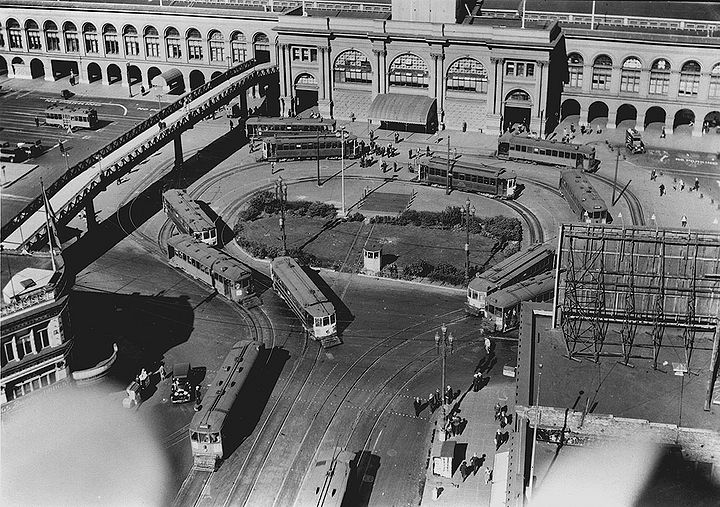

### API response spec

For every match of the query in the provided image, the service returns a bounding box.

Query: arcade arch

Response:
[294,72,318,114]
[560,99,581,121]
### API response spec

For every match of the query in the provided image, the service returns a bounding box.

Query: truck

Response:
[625,128,645,154]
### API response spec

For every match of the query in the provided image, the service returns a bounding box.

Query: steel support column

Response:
[173,134,183,168]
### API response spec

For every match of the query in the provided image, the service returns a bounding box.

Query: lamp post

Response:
[434,323,454,442]
[126,63,132,98]
[445,135,451,195]
[464,198,476,281]
[316,129,321,187]
[340,125,346,216]
[528,363,543,500]
[275,176,288,255]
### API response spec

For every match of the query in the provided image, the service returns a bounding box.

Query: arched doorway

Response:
[0,56,7,76]
[503,89,532,132]
[211,71,223,81]
[703,111,720,135]
[644,106,666,131]
[87,62,102,83]
[560,99,580,121]
[107,64,122,84]
[127,65,142,86]
[29,58,45,79]
[673,108,695,133]
[11,57,25,78]
[189,70,205,90]
[616,104,637,128]
[294,73,318,114]
[147,66,162,87]
[587,101,609,127]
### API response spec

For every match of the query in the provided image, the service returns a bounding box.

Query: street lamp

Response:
[339,125,346,216]
[434,323,454,442]
[464,198,476,281]
[126,63,132,98]
[275,176,288,255]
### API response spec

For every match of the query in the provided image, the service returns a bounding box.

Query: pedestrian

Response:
[394,132,399,143]
[414,397,421,417]
[494,402,502,420]
[393,161,398,172]
[460,461,468,481]
[495,429,502,450]
[158,364,166,380]
[435,389,441,405]
[229,120,234,130]
[484,337,492,356]
[471,453,479,475]
[138,368,148,388]
[445,385,453,404]
[271,161,276,172]
[680,178,685,191]
[659,183,665,196]
[485,467,493,484]
[681,215,688,227]
[650,169,656,181]
[428,393,435,412]
[35,116,40,128]
[660,126,666,138]
[426,145,431,157]
[195,384,202,402]
[694,178,700,191]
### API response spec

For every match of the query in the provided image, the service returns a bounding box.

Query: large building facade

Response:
[1,0,719,135]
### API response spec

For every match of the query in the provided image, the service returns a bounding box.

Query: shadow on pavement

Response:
[343,450,381,507]
[300,264,355,336]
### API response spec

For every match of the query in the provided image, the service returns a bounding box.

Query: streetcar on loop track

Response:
[466,238,556,317]
[485,271,556,332]
[260,132,360,162]
[270,256,340,348]
[162,189,217,246]
[167,235,254,303]
[245,116,336,141]
[189,339,262,471]
[294,449,354,507]
[418,154,517,198]
[44,104,98,129]
[559,170,610,224]
[497,133,600,172]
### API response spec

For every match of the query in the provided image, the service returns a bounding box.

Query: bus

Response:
[246,116,336,141]
[559,170,610,224]
[419,154,517,198]
[294,449,354,507]
[270,256,340,348]
[261,132,360,162]
[189,340,262,470]
[497,133,600,172]
[44,105,98,130]
[625,128,645,154]
[162,189,217,246]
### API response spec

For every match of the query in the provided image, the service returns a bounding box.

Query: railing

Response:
[173,0,390,12]
[21,62,279,250]
[1,57,265,243]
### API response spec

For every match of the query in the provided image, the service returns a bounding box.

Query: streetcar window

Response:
[551,150,558,157]
[323,316,329,326]
[490,178,496,186]
[457,173,465,181]
[315,317,322,327]
[211,433,220,443]
[331,314,336,324]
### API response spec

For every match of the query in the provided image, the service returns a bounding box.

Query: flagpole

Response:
[41,179,57,272]
[591,0,596,30]
[522,0,526,29]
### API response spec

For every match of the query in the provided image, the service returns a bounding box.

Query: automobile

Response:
[170,362,192,403]
[61,89,73,99]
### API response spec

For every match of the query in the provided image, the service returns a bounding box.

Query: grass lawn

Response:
[238,215,505,273]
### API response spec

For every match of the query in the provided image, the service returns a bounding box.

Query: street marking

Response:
[82,135,91,139]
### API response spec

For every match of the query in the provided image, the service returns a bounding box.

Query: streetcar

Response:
[419,154,517,198]
[294,449,354,507]
[260,132,360,162]
[189,340,262,470]
[167,235,254,302]
[485,271,556,332]
[162,189,218,246]
[246,116,336,141]
[497,133,600,172]
[466,238,556,317]
[559,170,610,224]
[270,256,340,348]
[44,105,98,129]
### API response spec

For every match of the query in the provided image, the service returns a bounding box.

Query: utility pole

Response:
[317,129,321,186]
[435,324,454,441]
[275,176,288,255]
[528,363,543,500]
[445,135,451,195]
[465,198,475,281]
[340,126,346,216]
[612,148,620,204]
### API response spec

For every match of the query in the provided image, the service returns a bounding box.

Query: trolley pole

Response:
[317,129,321,186]
[445,135,451,195]
[275,176,288,255]
[464,198,475,282]
[435,324,454,442]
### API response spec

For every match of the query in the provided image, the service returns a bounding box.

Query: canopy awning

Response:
[368,93,437,127]
[151,68,183,90]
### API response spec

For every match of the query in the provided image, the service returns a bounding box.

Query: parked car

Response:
[170,362,192,403]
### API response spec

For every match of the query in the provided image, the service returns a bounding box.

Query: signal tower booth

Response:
[363,244,382,275]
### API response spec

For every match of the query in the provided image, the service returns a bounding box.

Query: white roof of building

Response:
[2,267,55,304]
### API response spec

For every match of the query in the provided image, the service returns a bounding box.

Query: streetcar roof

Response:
[294,449,353,507]
[190,340,261,432]
[498,133,595,156]
[559,170,608,211]
[212,254,251,282]
[423,155,516,178]
[469,238,556,291]
[246,116,336,127]
[163,189,215,231]
[45,105,96,114]
[168,235,216,266]
[271,257,335,317]
[486,271,556,308]
[263,132,357,143]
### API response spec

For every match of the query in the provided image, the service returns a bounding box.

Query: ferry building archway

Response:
[503,89,532,132]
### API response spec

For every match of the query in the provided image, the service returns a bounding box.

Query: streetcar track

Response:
[588,173,645,225]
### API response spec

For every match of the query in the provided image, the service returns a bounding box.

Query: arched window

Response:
[187,28,203,60]
[446,58,487,93]
[507,90,531,102]
[592,55,612,90]
[123,25,139,56]
[0,22,4,48]
[63,22,79,53]
[103,24,119,55]
[679,61,701,96]
[710,63,720,98]
[230,31,246,63]
[83,23,98,54]
[165,27,181,59]
[25,20,41,50]
[144,26,159,58]
[567,53,583,88]
[208,30,224,62]
[649,58,670,95]
[8,19,22,49]
[253,32,269,60]
[44,21,59,51]
[334,50,372,84]
[389,53,428,88]
[620,57,641,93]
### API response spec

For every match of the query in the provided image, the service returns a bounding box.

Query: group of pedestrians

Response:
[493,403,512,450]
[458,453,485,482]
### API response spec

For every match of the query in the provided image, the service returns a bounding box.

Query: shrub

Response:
[348,212,365,222]
[429,263,465,286]
[440,206,463,228]
[484,216,522,243]
[402,259,433,278]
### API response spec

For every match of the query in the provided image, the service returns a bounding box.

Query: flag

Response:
[41,180,62,271]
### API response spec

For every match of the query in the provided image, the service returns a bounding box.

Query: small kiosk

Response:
[433,440,456,479]
[363,244,382,275]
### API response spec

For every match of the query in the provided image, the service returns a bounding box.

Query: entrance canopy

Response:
[151,68,183,92]
[368,93,437,133]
